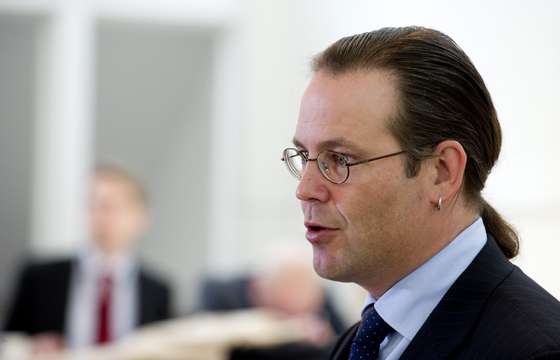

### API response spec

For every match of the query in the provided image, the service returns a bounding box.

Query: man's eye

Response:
[332,153,349,166]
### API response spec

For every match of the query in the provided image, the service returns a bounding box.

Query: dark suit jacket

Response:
[331,235,560,360]
[4,258,171,336]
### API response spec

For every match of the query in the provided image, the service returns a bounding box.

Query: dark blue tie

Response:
[349,305,394,360]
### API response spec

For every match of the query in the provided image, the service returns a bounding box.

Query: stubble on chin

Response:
[311,244,356,283]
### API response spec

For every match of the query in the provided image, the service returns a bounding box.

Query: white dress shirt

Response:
[363,217,487,360]
[66,246,138,349]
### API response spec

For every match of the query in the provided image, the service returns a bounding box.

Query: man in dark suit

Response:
[282,26,560,359]
[4,165,171,352]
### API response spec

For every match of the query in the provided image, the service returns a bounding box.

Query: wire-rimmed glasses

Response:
[281,147,408,184]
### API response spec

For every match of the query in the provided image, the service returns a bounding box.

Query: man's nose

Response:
[296,161,330,203]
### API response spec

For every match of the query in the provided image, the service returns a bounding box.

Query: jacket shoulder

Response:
[329,322,359,359]
[138,263,170,293]
[18,257,73,280]
[466,266,560,357]
[4,257,73,334]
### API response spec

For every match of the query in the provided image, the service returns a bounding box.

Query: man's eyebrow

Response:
[292,137,366,154]
[292,138,305,149]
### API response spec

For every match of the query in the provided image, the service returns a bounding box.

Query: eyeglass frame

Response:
[281,147,410,184]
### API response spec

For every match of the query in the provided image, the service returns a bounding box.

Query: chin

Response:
[312,247,353,283]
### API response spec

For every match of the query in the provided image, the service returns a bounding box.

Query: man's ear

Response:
[429,140,468,208]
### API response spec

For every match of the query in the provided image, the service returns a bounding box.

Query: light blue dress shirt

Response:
[66,245,138,349]
[363,217,487,360]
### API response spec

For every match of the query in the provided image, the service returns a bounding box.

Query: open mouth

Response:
[305,222,338,233]
[305,223,338,243]
[307,225,326,232]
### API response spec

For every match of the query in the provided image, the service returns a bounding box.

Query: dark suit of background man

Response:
[282,26,560,359]
[4,166,171,353]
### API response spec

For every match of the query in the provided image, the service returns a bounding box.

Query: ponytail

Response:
[480,199,519,259]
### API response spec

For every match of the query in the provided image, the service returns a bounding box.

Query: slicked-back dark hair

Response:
[312,26,518,258]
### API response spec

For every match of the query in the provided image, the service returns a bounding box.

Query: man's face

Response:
[294,70,429,290]
[90,175,146,255]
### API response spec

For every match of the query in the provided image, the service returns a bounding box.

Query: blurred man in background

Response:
[201,251,346,359]
[4,165,171,353]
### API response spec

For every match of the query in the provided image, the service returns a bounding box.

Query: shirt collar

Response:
[77,242,137,282]
[363,217,487,341]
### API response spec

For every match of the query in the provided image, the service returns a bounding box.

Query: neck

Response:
[364,208,479,299]
[92,240,131,262]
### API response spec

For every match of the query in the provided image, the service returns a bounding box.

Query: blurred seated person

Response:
[4,165,171,353]
[200,253,347,359]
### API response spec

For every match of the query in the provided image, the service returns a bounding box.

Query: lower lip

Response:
[306,228,338,243]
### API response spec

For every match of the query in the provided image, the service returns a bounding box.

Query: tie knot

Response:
[361,305,393,337]
[350,305,394,360]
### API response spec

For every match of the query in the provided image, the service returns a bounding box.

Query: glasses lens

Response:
[283,148,304,179]
[317,151,348,184]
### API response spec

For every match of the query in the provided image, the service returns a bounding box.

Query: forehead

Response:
[92,174,142,204]
[295,69,399,152]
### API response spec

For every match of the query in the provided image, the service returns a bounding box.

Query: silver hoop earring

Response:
[436,197,443,211]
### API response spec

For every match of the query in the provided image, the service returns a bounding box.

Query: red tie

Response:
[96,274,113,344]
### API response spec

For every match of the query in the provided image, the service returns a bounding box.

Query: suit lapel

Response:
[400,235,514,359]
[330,322,359,359]
[54,259,73,333]
[138,270,157,326]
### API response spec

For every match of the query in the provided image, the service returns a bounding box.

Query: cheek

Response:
[334,180,398,229]
[332,174,419,251]
[117,213,137,233]
[91,211,114,230]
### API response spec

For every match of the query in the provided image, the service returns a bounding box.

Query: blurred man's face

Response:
[90,175,146,255]
[294,70,430,291]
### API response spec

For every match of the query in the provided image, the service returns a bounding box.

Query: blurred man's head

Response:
[249,255,324,316]
[89,165,147,256]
